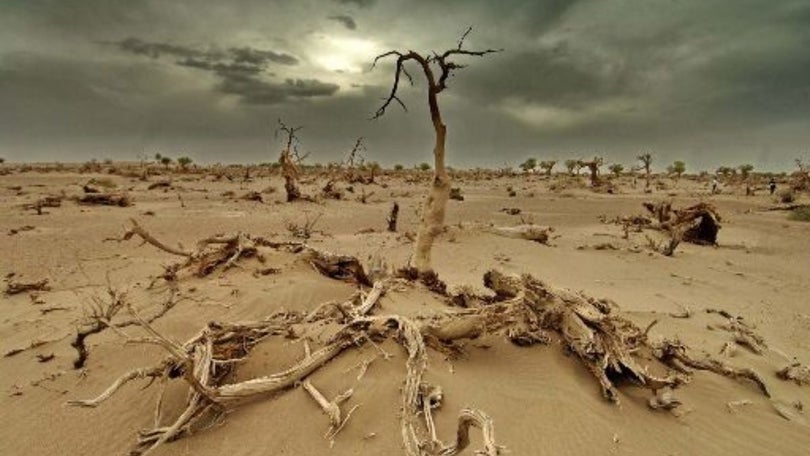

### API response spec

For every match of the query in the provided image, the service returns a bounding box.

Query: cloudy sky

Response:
[1,0,808,171]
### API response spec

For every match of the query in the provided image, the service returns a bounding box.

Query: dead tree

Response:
[344,137,367,183]
[371,27,500,272]
[578,157,603,187]
[276,119,306,202]
[638,153,653,190]
[387,202,400,232]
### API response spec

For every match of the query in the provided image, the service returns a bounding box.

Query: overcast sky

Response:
[1,0,808,171]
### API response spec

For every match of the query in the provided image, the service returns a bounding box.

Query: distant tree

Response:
[0,157,5,164]
[394,164,404,171]
[670,160,686,179]
[418,162,431,172]
[637,153,653,188]
[154,153,162,161]
[177,156,193,171]
[716,166,735,181]
[539,160,557,177]
[160,156,172,169]
[738,164,754,180]
[564,159,578,176]
[519,158,537,173]
[578,157,603,186]
[608,163,624,177]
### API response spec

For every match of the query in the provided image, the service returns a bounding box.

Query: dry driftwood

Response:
[5,278,50,295]
[22,195,62,214]
[77,192,132,207]
[68,246,779,455]
[484,224,554,245]
[777,363,810,385]
[707,312,767,355]
[643,201,722,245]
[71,286,178,369]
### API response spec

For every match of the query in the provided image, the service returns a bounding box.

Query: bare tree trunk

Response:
[278,122,302,202]
[370,28,499,272]
[413,90,450,272]
[281,151,301,202]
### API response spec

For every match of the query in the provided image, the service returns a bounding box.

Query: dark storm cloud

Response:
[1,0,809,169]
[116,37,217,60]
[328,15,357,30]
[216,76,339,105]
[229,47,299,66]
[332,0,376,8]
[114,38,298,67]
[176,58,266,76]
[112,37,320,105]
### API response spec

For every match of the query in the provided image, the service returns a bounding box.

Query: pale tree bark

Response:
[372,27,500,272]
[276,119,305,202]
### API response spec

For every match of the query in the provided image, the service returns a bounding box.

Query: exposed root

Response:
[654,340,770,397]
[643,201,722,245]
[67,366,166,407]
[706,310,767,355]
[67,245,783,454]
[71,286,178,369]
[305,248,372,286]
[483,270,683,404]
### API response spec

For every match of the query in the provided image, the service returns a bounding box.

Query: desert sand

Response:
[1,165,809,456]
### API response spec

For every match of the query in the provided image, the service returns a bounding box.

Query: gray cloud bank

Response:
[1,0,808,171]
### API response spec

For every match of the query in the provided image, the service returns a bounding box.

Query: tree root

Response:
[706,310,767,355]
[68,253,783,454]
[654,340,770,397]
[71,286,178,369]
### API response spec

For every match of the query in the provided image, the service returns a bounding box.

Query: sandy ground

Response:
[1,171,808,455]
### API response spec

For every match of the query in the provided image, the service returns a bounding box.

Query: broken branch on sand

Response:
[5,278,50,295]
[69,232,779,455]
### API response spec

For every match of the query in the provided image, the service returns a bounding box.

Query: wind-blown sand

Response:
[1,170,808,455]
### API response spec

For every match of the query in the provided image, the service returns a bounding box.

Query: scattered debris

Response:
[777,363,810,385]
[485,224,554,245]
[77,193,132,207]
[7,225,35,236]
[449,187,464,201]
[5,278,50,295]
